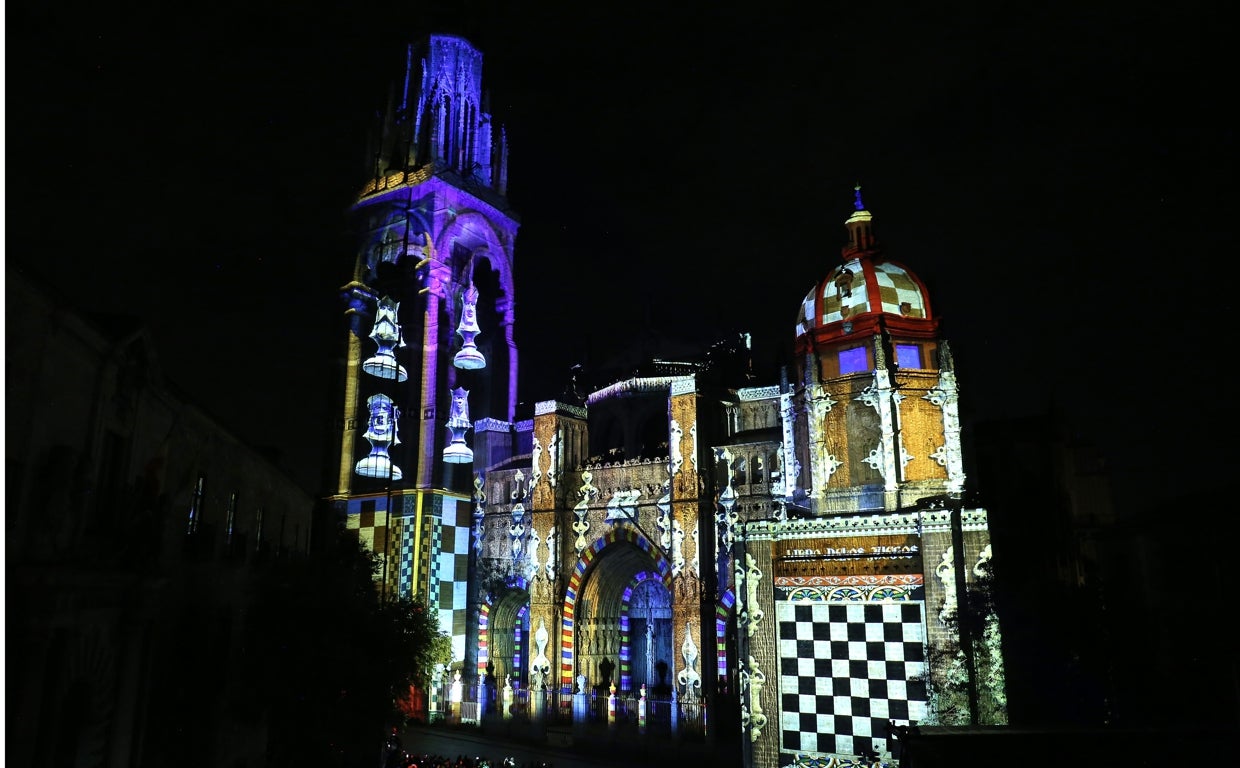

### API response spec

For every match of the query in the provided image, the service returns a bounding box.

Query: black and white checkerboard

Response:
[777,600,927,759]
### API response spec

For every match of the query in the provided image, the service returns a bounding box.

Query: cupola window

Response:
[839,347,868,375]
[895,344,923,370]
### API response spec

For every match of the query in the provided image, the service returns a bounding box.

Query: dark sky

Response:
[9,1,1231,506]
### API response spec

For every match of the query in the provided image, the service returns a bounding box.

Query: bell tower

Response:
[331,34,519,633]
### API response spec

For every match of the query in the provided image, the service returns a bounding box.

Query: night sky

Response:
[9,1,1230,507]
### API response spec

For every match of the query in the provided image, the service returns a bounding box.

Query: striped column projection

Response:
[715,588,736,683]
[477,602,491,681]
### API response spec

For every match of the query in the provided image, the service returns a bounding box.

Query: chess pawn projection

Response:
[356,393,403,480]
[453,282,486,370]
[363,296,408,381]
[443,386,474,464]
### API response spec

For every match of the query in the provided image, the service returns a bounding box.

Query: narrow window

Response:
[462,101,475,171]
[187,475,206,535]
[440,94,452,163]
[226,492,238,545]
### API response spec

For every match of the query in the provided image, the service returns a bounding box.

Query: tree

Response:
[237,531,449,767]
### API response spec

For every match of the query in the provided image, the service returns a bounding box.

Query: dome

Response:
[794,187,937,347]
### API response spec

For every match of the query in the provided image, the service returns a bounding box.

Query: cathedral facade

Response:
[328,33,1006,767]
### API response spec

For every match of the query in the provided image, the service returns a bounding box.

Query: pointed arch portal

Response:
[482,581,530,687]
[563,530,674,695]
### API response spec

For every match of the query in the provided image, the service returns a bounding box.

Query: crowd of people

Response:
[383,728,552,768]
[389,753,549,768]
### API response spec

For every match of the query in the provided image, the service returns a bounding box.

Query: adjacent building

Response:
[6,266,319,768]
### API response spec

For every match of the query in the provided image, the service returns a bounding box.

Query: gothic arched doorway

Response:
[626,575,673,695]
[485,584,530,689]
[572,539,671,696]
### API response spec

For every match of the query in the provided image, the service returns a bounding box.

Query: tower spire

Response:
[844,183,876,256]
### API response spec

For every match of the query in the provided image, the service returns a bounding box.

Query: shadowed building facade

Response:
[329,33,1007,768]
[6,268,319,768]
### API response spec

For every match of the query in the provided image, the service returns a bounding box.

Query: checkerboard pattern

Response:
[873,262,926,318]
[819,260,871,325]
[399,521,415,598]
[433,496,473,666]
[426,499,441,611]
[777,600,927,759]
[344,506,388,560]
[816,259,927,327]
[345,493,474,666]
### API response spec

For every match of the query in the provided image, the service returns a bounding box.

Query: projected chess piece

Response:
[453,281,486,370]
[355,393,403,480]
[363,296,408,381]
[443,386,474,464]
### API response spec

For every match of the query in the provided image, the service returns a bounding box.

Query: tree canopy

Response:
[238,531,451,767]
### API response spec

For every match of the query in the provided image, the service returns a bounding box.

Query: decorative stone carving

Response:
[656,481,672,549]
[530,618,551,688]
[689,421,698,473]
[717,448,738,554]
[531,437,543,489]
[472,474,485,553]
[743,655,767,742]
[604,488,640,522]
[573,470,597,555]
[864,446,885,477]
[677,622,701,696]
[526,527,540,581]
[936,546,957,625]
[544,525,557,582]
[743,553,764,636]
[671,519,685,577]
[974,543,993,578]
[509,469,528,560]
[669,420,684,476]
[689,525,699,578]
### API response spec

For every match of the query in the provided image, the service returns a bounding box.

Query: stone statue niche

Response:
[597,657,615,695]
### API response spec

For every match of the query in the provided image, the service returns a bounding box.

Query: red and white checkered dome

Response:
[794,189,937,347]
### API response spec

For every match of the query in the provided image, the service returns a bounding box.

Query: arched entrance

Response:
[627,576,674,695]
[485,583,530,689]
[571,539,671,696]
